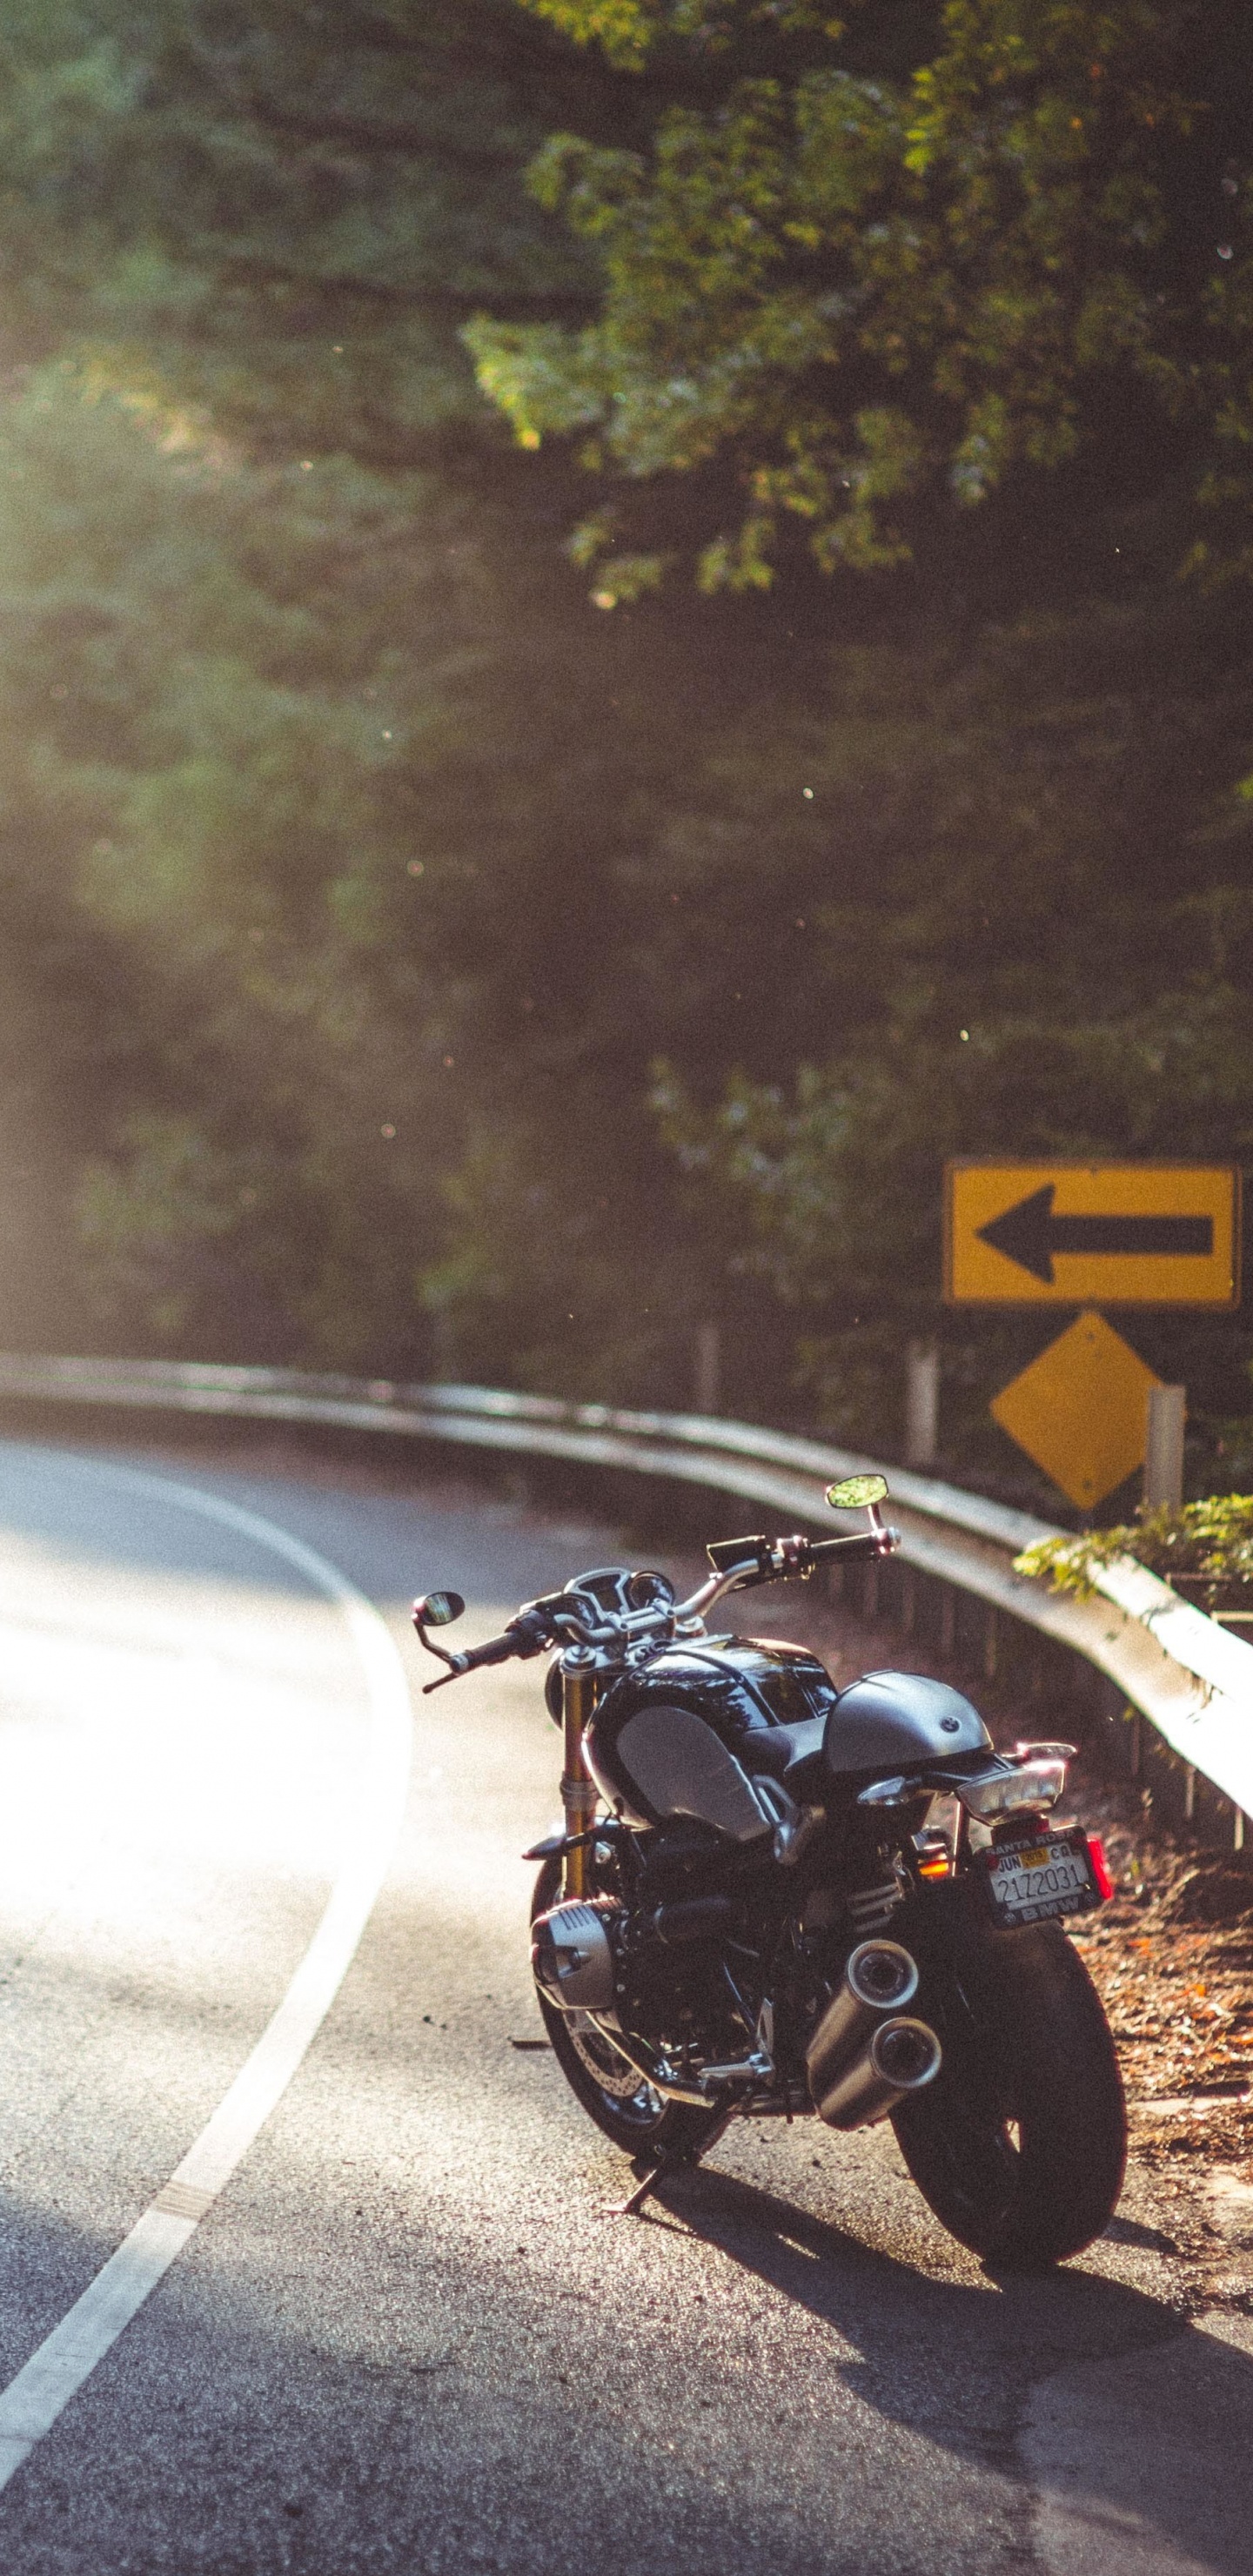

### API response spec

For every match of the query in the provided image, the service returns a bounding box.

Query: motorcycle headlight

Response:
[955,1742,1075,1821]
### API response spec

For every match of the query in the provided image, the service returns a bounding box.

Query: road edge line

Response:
[0,1459,413,2493]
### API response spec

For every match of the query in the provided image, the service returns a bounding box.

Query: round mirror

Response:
[413,1588,465,1627]
[825,1474,888,1512]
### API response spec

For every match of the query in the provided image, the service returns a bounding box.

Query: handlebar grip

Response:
[421,1607,553,1692]
[810,1529,900,1563]
[451,1627,526,1674]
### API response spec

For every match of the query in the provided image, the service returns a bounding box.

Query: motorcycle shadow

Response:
[622,2153,1253,2575]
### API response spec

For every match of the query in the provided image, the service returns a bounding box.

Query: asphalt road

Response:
[0,1432,1249,2575]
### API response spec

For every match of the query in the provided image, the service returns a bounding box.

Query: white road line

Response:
[0,1458,413,2493]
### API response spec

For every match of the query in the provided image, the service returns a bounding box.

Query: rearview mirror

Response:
[825,1475,888,1512]
[412,1589,465,1627]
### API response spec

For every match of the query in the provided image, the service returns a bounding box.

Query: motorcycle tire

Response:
[531,1859,721,2163]
[891,1915,1126,2271]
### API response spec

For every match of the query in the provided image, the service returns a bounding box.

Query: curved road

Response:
[0,1434,1249,2574]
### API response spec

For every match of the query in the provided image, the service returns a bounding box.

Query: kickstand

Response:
[606,2160,668,2220]
[602,2106,737,2219]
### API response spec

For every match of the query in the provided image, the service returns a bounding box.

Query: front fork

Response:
[560,1653,600,1899]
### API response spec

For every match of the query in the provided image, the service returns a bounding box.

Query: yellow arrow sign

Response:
[991,1311,1160,1510]
[945,1162,1241,1306]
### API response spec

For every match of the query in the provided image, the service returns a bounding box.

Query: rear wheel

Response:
[892,1916,1126,2270]
[531,1861,720,2162]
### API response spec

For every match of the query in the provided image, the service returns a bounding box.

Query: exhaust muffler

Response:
[806,1940,941,2130]
[811,2015,941,2130]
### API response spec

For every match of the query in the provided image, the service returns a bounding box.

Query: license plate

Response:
[978,1828,1102,1928]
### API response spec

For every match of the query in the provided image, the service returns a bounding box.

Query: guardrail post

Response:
[694,1323,720,1417]
[904,1339,940,1467]
[429,1309,456,1383]
[982,1606,998,1681]
[940,1585,956,1658]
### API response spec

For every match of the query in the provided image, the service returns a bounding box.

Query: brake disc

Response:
[567,2013,660,2104]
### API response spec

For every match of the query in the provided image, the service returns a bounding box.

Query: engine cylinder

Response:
[531,1899,619,2013]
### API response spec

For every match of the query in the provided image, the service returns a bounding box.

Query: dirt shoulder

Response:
[1067,1801,1253,2302]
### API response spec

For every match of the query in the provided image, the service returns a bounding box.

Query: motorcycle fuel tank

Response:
[585,1636,839,1832]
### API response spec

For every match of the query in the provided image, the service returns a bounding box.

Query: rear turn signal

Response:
[1086,1836,1115,1902]
[912,1833,951,1882]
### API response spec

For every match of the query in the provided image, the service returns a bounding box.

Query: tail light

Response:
[956,1743,1075,1821]
[1086,1836,1115,1902]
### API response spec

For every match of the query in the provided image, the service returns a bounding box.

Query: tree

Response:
[468,1,1253,596]
[0,4,799,1391]
[0,1,606,442]
[3,1,1251,1484]
[0,0,650,1369]
[652,595,1253,1470]
[0,358,484,1360]
[445,0,1253,1492]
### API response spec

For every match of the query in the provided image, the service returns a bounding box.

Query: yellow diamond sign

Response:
[990,1310,1161,1510]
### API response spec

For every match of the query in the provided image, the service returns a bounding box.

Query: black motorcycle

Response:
[412,1473,1126,2269]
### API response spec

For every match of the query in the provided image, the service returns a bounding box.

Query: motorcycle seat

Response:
[747,1674,991,1792]
[740,1715,827,1785]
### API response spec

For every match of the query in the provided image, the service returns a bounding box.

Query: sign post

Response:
[1144,1385,1186,1511]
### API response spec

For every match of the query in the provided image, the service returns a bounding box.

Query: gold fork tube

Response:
[560,1660,599,1899]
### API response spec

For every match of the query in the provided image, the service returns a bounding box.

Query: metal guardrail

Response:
[0,1351,1249,1841]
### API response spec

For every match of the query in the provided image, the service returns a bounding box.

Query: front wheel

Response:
[531,1861,720,2163]
[892,1916,1126,2270]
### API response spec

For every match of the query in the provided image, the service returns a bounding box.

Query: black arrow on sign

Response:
[976,1184,1213,1285]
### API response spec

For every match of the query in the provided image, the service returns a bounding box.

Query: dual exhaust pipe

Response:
[806,1941,941,2130]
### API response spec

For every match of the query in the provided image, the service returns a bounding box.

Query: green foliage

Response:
[77,1113,245,1343]
[1016,1496,1253,1605]
[0,282,779,1383]
[514,0,656,69]
[0,0,600,463]
[472,0,1253,588]
[0,355,487,1360]
[0,0,714,1376]
[647,594,1253,1449]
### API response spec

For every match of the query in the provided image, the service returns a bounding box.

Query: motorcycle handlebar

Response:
[452,1629,524,1674]
[419,1524,901,1684]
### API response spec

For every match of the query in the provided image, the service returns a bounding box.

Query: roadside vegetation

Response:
[2,1,1251,1501]
[1018,1496,1253,1608]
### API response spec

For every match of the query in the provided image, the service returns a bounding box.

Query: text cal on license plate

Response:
[980,1828,1102,1927]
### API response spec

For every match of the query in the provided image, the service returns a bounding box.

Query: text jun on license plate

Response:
[979,1829,1102,1928]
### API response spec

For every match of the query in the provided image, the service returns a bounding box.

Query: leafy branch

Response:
[1015,1497,1253,1607]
